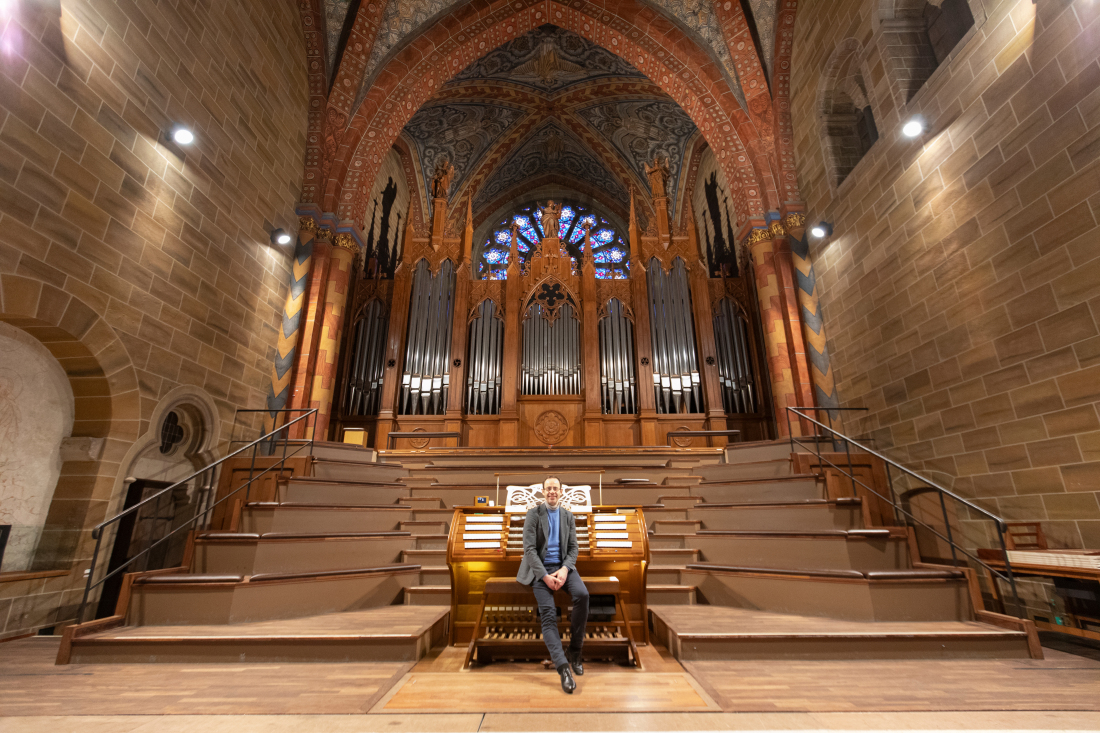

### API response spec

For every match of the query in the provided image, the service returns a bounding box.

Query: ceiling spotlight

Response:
[171,126,194,145]
[272,228,292,246]
[810,222,832,238]
[902,117,924,138]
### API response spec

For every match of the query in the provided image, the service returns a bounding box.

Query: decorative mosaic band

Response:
[786,217,840,412]
[263,219,317,440]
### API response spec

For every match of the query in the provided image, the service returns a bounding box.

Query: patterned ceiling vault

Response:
[402,103,524,203]
[447,25,646,92]
[323,0,354,82]
[360,0,462,103]
[640,0,747,110]
[473,120,629,212]
[575,100,696,204]
[747,0,779,81]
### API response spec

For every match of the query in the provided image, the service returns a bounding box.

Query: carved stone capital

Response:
[784,212,806,232]
[298,216,317,233]
[769,221,787,239]
[743,227,771,248]
[315,227,332,241]
[334,232,357,252]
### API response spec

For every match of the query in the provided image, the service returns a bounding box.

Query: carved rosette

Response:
[409,427,430,449]
[671,426,693,448]
[533,410,570,445]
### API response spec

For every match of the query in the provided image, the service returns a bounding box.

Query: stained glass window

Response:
[476,201,630,280]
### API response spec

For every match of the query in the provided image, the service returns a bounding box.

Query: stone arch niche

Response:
[320,0,776,230]
[873,0,977,105]
[817,39,879,191]
[0,275,139,630]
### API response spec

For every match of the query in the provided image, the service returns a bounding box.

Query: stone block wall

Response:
[791,0,1100,549]
[0,0,308,637]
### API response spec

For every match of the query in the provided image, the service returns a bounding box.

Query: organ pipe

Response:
[522,303,581,395]
[466,299,504,414]
[599,299,637,414]
[400,259,456,415]
[647,258,702,413]
[343,299,389,416]
[713,298,757,414]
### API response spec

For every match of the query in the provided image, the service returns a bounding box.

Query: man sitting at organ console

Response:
[516,476,589,694]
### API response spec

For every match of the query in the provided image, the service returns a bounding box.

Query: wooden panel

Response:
[792,452,897,527]
[516,395,585,447]
[210,455,312,530]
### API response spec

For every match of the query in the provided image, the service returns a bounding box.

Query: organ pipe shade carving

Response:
[400,259,456,415]
[522,303,581,395]
[343,299,389,416]
[465,299,504,415]
[647,258,702,413]
[599,299,637,414]
[713,298,757,414]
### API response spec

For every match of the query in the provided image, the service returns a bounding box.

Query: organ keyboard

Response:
[446,503,650,660]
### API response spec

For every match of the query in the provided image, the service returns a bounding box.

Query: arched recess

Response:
[0,277,139,589]
[817,38,879,191]
[320,0,775,228]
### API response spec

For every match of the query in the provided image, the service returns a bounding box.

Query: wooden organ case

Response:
[331,153,772,449]
[446,491,649,665]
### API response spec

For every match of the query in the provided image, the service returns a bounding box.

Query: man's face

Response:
[544,480,561,508]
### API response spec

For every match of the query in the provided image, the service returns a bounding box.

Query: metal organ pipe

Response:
[647,258,702,414]
[343,299,388,417]
[466,300,503,414]
[399,259,456,415]
[713,298,757,414]
[598,299,637,414]
[521,303,581,395]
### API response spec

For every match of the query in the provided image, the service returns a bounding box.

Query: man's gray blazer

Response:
[516,503,580,585]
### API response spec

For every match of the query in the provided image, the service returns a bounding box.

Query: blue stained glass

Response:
[595,270,612,279]
[521,224,538,243]
[594,229,615,244]
[594,251,611,263]
[517,243,530,252]
[609,248,624,262]
[569,228,585,245]
[495,231,510,244]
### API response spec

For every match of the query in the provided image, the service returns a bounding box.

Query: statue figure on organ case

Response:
[539,200,561,238]
[431,158,454,199]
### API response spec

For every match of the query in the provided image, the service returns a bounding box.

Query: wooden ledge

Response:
[248,564,421,584]
[686,563,864,579]
[0,569,69,584]
[692,498,861,509]
[279,476,406,487]
[136,574,243,585]
[247,502,414,510]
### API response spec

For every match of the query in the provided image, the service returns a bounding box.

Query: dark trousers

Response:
[531,563,589,669]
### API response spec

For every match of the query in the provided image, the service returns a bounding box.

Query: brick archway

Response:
[318,0,778,228]
[0,276,138,585]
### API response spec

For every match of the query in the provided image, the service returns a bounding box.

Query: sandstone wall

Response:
[791,0,1100,548]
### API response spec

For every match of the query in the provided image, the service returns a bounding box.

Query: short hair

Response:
[543,475,561,488]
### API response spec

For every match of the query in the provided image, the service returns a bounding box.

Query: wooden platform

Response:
[374,644,720,712]
[67,607,448,664]
[651,605,1031,660]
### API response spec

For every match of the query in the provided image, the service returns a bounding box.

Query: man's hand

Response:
[543,573,564,591]
[552,566,569,585]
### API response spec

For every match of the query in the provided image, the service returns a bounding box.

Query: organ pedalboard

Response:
[446,505,649,665]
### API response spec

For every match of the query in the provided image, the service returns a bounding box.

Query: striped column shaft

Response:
[308,235,357,439]
[263,218,317,440]
[746,227,798,436]
[785,214,840,414]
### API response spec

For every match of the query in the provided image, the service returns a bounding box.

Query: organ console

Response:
[446,484,649,665]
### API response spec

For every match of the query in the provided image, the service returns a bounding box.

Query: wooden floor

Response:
[3,635,1099,722]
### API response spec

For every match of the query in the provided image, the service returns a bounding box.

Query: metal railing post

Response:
[938,489,958,566]
[843,435,856,498]
[885,462,901,524]
[996,522,1024,617]
[786,409,793,454]
[76,530,103,624]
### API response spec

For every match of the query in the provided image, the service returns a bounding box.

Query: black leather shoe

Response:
[567,648,584,676]
[557,663,576,693]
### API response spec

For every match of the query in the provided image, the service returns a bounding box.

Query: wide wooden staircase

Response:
[59,440,1039,665]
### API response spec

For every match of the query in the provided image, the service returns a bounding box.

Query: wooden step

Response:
[404,585,451,606]
[649,605,1034,660]
[682,564,972,622]
[400,520,448,533]
[650,547,700,566]
[692,476,823,504]
[192,533,419,576]
[687,530,909,572]
[64,606,447,664]
[646,584,696,605]
[278,478,408,506]
[312,459,408,482]
[651,519,702,534]
[696,458,794,481]
[722,441,794,463]
[688,499,862,531]
[646,566,685,584]
[240,504,413,534]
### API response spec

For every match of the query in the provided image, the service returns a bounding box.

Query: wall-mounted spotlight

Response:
[902,116,925,138]
[171,125,195,145]
[810,222,832,238]
[272,228,292,246]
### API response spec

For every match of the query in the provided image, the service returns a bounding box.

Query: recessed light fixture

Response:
[902,117,924,138]
[272,228,292,245]
[171,126,195,145]
[810,222,832,238]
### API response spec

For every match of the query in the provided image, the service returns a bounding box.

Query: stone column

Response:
[307,232,358,440]
[262,216,316,441]
[287,227,332,438]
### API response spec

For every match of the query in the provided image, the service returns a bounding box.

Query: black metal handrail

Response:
[75,408,318,624]
[785,406,1023,617]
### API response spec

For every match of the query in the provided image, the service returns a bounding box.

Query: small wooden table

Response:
[464,575,640,669]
